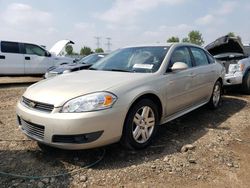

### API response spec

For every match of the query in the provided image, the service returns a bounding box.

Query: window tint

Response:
[190,47,209,66]
[24,44,46,56]
[1,41,20,53]
[170,47,192,68]
[207,53,215,64]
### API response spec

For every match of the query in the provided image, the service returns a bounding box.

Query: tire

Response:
[242,71,250,94]
[208,80,222,109]
[120,99,159,150]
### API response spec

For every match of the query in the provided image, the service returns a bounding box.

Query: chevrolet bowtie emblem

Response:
[29,101,36,108]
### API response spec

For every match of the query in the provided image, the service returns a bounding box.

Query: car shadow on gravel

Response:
[95,96,247,170]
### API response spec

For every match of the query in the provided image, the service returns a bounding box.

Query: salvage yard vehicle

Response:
[16,43,225,150]
[44,53,108,78]
[206,36,250,94]
[0,40,75,75]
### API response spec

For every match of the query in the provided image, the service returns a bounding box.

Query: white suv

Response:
[0,40,75,75]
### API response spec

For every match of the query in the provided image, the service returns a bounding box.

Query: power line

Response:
[106,37,112,52]
[94,36,101,49]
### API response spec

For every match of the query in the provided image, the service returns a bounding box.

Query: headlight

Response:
[63,70,71,74]
[228,64,241,73]
[61,92,117,113]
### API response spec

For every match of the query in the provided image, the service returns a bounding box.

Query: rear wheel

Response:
[121,99,159,149]
[242,71,250,94]
[208,80,222,109]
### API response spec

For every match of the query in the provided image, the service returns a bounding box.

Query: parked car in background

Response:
[244,44,250,57]
[206,36,250,94]
[0,40,75,75]
[44,53,108,78]
[17,43,225,150]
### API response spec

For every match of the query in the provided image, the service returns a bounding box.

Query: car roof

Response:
[121,42,202,49]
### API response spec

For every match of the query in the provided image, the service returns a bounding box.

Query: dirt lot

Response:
[0,85,249,188]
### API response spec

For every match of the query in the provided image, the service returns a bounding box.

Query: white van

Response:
[0,40,75,75]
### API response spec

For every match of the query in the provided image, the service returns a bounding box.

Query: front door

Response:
[163,47,195,116]
[23,43,52,74]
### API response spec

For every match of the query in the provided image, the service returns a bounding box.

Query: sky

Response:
[0,0,249,52]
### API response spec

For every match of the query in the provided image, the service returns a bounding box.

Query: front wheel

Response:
[242,71,250,94]
[208,80,222,109]
[121,99,159,150]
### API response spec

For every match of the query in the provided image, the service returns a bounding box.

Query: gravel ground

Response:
[0,86,249,188]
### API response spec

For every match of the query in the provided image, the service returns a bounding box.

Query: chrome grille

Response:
[22,97,54,113]
[20,118,45,141]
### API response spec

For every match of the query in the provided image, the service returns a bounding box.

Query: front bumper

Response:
[16,101,126,149]
[223,72,243,86]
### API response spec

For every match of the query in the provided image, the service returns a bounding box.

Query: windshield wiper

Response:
[89,67,98,70]
[104,68,132,72]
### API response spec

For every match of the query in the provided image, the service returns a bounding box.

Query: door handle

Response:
[0,55,5,59]
[25,56,31,60]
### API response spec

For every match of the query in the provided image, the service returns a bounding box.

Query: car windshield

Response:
[78,54,105,65]
[90,46,169,73]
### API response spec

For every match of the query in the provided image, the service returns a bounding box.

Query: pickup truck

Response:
[0,40,75,75]
[205,36,250,94]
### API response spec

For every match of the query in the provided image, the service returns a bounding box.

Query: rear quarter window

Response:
[1,41,20,53]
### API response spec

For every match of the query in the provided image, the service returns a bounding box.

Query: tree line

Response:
[167,30,240,46]
[65,45,104,56]
[65,31,240,55]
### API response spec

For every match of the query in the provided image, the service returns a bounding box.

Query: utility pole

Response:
[106,37,112,52]
[94,36,101,49]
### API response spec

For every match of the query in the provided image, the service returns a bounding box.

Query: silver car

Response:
[16,43,225,150]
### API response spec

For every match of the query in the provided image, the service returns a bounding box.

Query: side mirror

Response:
[171,62,188,72]
[46,51,51,57]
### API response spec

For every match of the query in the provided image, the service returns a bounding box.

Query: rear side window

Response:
[190,47,209,66]
[24,44,46,56]
[1,41,20,53]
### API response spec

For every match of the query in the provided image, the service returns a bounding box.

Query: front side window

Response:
[170,47,192,68]
[190,47,209,66]
[91,47,169,73]
[207,52,215,64]
[24,44,46,56]
[1,41,20,53]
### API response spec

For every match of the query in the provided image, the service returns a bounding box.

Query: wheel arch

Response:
[126,93,163,122]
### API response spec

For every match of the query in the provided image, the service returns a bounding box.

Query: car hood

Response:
[24,70,149,107]
[49,63,91,73]
[49,40,74,56]
[205,35,245,56]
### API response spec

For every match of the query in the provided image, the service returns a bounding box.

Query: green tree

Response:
[95,48,104,53]
[182,30,204,46]
[65,45,73,55]
[182,37,189,43]
[227,32,236,37]
[167,36,180,43]
[80,46,92,56]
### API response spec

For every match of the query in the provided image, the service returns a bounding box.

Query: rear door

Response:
[189,47,216,104]
[23,43,52,74]
[0,41,24,74]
